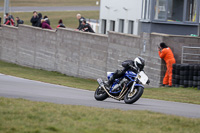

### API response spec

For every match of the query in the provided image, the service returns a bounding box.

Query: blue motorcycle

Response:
[94,67,149,104]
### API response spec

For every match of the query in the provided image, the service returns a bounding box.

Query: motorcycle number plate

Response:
[138,71,148,85]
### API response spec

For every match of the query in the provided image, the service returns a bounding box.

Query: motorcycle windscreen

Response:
[138,71,148,85]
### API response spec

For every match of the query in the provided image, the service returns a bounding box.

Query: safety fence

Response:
[181,46,200,64]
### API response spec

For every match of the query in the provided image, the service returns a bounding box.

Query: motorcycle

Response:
[94,66,149,104]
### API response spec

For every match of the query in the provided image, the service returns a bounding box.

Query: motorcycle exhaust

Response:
[97,78,124,101]
[97,78,120,100]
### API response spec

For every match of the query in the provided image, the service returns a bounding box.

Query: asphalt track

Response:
[0,73,200,118]
[0,6,99,12]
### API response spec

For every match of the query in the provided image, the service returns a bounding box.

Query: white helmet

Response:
[134,57,145,70]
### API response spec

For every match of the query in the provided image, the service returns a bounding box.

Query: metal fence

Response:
[181,46,200,64]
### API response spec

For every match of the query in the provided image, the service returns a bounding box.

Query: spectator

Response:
[43,16,50,25]
[76,14,85,30]
[15,17,24,27]
[4,13,15,26]
[79,19,95,33]
[41,19,52,30]
[56,19,66,28]
[158,42,176,87]
[37,13,43,27]
[30,11,38,27]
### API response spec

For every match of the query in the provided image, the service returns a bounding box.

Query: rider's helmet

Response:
[134,57,145,71]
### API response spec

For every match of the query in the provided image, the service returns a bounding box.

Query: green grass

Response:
[0,97,200,133]
[0,60,98,91]
[4,11,99,29]
[0,0,99,7]
[0,60,200,104]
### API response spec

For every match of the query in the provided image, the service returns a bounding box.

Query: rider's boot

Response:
[104,76,115,89]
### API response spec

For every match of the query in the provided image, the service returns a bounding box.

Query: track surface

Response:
[0,73,200,118]
[0,6,99,12]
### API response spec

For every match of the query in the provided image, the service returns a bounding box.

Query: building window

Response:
[186,0,197,22]
[167,0,184,22]
[119,19,124,33]
[142,0,151,20]
[110,20,115,31]
[128,20,134,34]
[154,0,167,20]
[101,19,107,34]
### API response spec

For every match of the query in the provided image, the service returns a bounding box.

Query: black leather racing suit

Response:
[107,60,138,85]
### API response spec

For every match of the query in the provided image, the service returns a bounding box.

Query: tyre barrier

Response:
[172,64,200,89]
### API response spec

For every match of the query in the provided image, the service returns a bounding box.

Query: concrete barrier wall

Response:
[163,34,200,64]
[1,25,199,87]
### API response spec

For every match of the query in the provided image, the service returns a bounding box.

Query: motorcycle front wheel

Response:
[124,86,144,104]
[94,85,109,101]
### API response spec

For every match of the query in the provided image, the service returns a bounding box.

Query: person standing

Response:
[158,42,176,87]
[30,11,38,27]
[37,13,43,27]
[76,14,85,30]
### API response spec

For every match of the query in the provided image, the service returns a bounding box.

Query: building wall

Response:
[99,0,142,35]
[141,22,199,35]
[0,25,199,87]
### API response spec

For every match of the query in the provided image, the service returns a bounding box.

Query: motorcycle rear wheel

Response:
[124,86,144,104]
[94,85,109,101]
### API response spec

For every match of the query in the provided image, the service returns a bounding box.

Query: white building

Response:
[99,0,200,36]
[99,0,143,35]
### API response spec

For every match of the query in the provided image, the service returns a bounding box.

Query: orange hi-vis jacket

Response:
[158,47,175,62]
[158,47,176,86]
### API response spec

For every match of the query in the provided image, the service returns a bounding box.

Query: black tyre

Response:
[184,76,188,80]
[172,69,176,75]
[175,75,180,80]
[185,65,189,70]
[172,74,176,79]
[176,70,180,75]
[183,80,188,88]
[94,85,109,101]
[193,81,198,87]
[173,64,176,69]
[184,71,189,75]
[172,79,176,84]
[179,80,184,85]
[188,81,193,87]
[189,65,194,70]
[180,65,185,70]
[193,71,198,76]
[180,71,185,76]
[124,86,144,104]
[194,65,199,71]
[189,71,193,76]
[198,86,200,90]
[193,76,198,81]
[188,76,193,80]
[180,76,184,80]
[176,64,181,70]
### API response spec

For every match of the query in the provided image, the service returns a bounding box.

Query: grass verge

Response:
[0,60,200,104]
[0,97,200,133]
[0,0,99,7]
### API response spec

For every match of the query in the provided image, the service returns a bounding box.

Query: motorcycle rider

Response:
[105,57,146,88]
